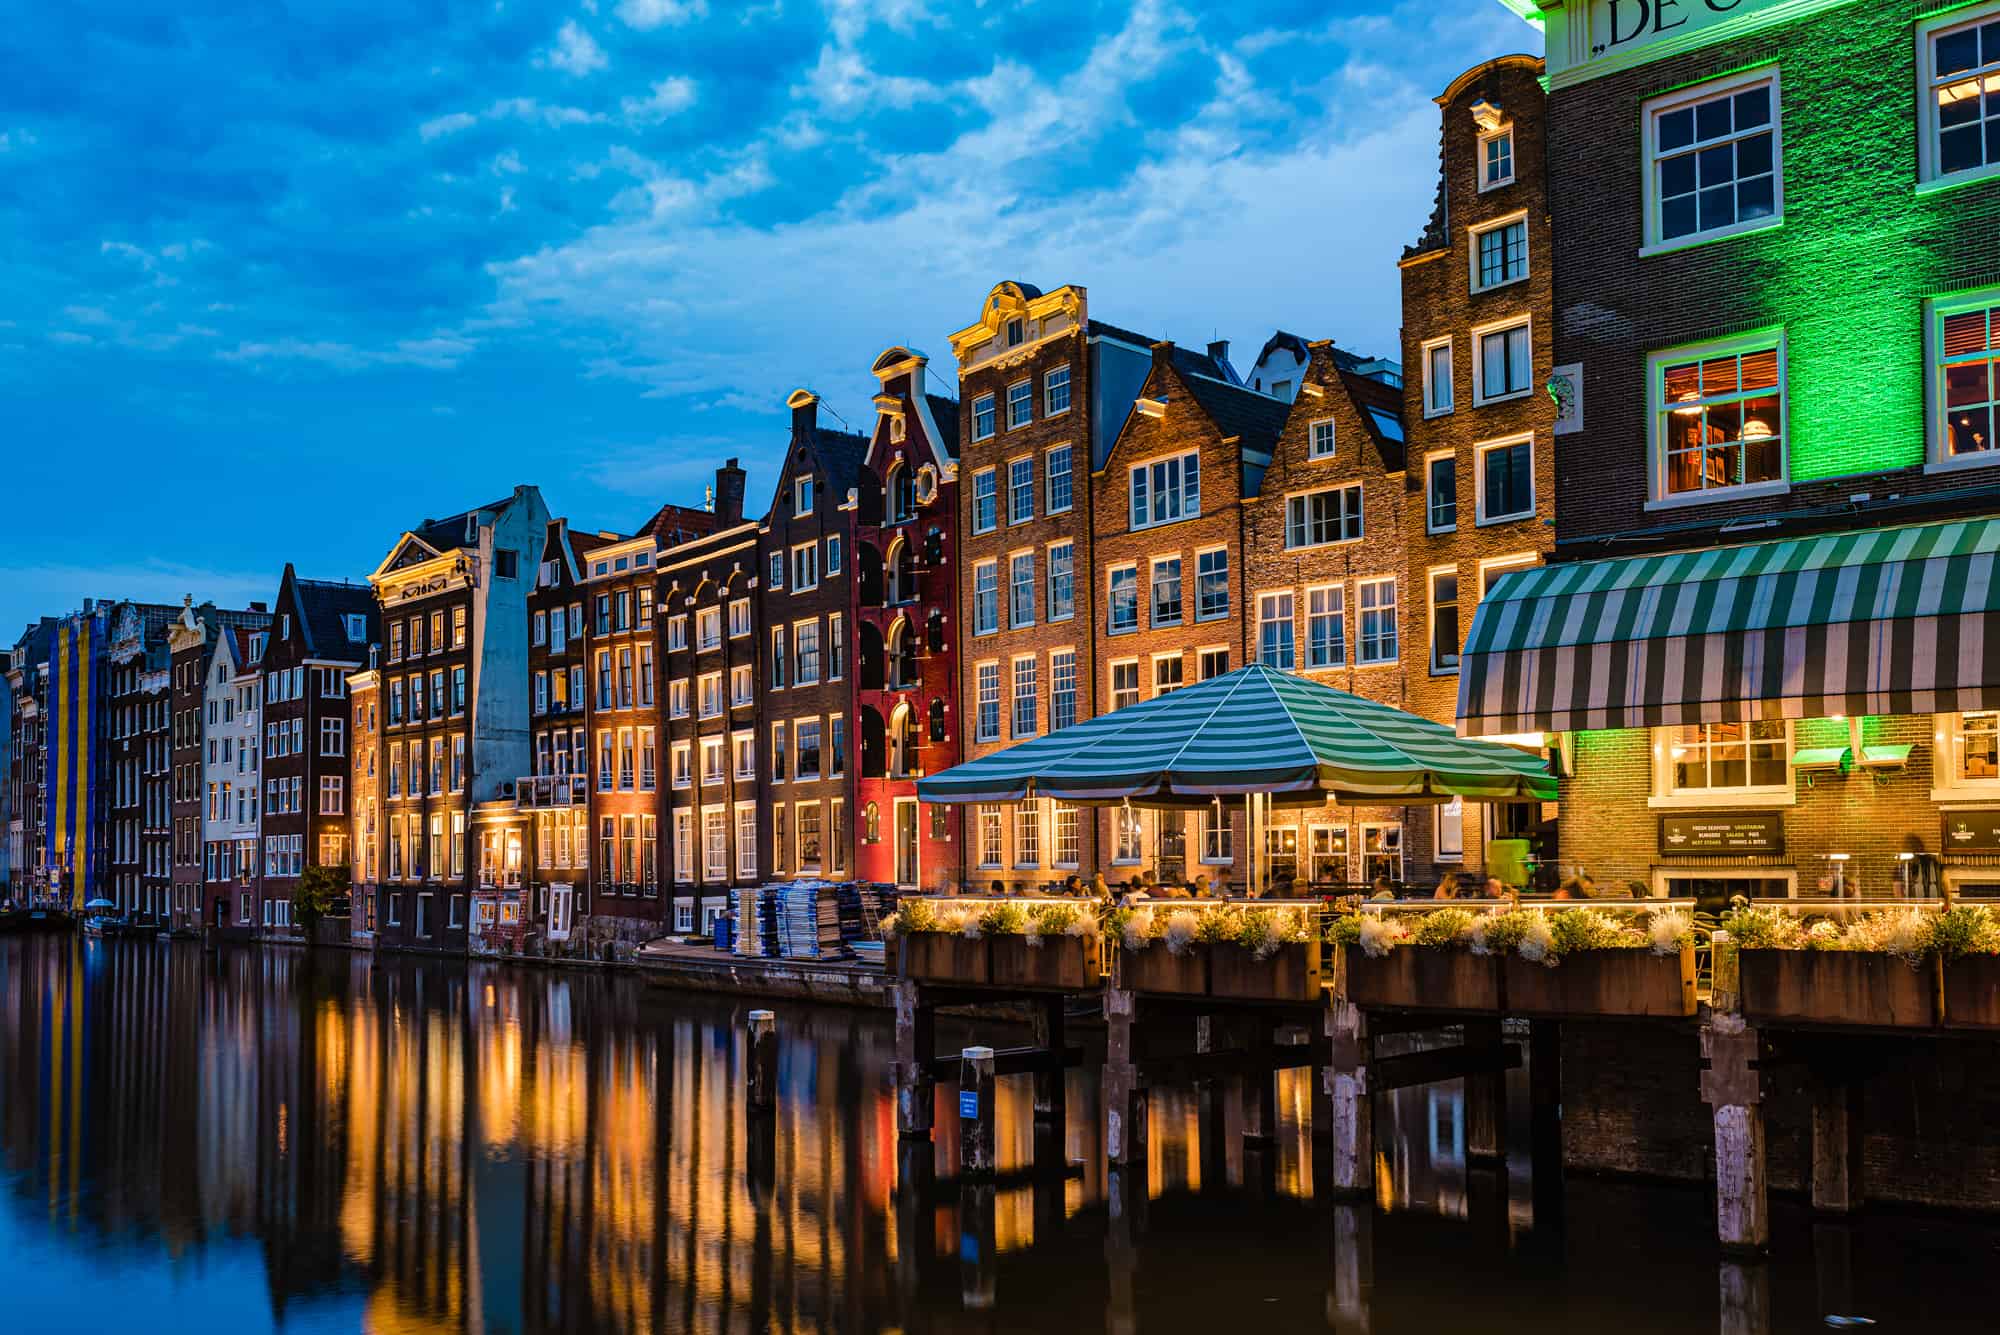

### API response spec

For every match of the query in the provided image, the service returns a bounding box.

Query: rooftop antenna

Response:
[819,400,851,431]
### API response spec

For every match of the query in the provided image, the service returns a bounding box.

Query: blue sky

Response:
[0,0,1535,637]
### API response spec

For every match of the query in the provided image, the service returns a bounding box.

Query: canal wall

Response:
[1563,1020,2000,1213]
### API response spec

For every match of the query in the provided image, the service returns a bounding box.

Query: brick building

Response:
[1397,52,1557,885]
[258,567,376,937]
[1241,339,1411,891]
[1463,0,2000,903]
[346,663,379,938]
[760,392,870,887]
[5,619,57,901]
[366,485,547,951]
[948,280,1240,887]
[102,600,178,921]
[854,347,961,891]
[520,516,604,947]
[201,623,266,934]
[167,597,270,931]
[660,470,758,936]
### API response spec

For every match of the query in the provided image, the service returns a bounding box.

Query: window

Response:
[1011,657,1038,738]
[704,807,728,881]
[973,394,996,442]
[1046,444,1073,513]
[1006,316,1025,346]
[1362,823,1403,884]
[1007,379,1033,429]
[1107,565,1138,633]
[673,741,692,789]
[1472,215,1528,292]
[1196,548,1228,621]
[1303,417,1337,461]
[671,679,690,718]
[729,598,751,638]
[1258,592,1294,669]
[1051,649,1077,731]
[1054,802,1079,868]
[1479,125,1514,190]
[1945,711,2000,789]
[1199,647,1229,680]
[1923,8,2000,185]
[318,776,343,815]
[1014,800,1040,867]
[320,717,345,756]
[1652,335,1785,500]
[1427,452,1458,532]
[1428,569,1460,674]
[1010,552,1035,628]
[977,805,1003,869]
[1153,654,1183,696]
[1930,291,2000,464]
[1436,797,1465,863]
[734,804,757,878]
[1115,806,1143,864]
[1201,808,1233,863]
[976,662,1001,742]
[1477,435,1535,523]
[831,716,847,775]
[797,802,822,870]
[699,671,722,717]
[701,736,725,784]
[1008,456,1034,523]
[1111,660,1140,712]
[797,718,822,781]
[826,533,842,574]
[697,606,721,650]
[771,722,787,782]
[795,619,821,686]
[791,542,818,591]
[1358,578,1398,665]
[667,613,687,650]
[770,627,787,688]
[1644,70,1779,251]
[1129,452,1199,530]
[973,560,999,635]
[1474,319,1532,404]
[1666,721,1789,794]
[972,468,997,532]
[1285,485,1363,549]
[768,550,784,591]
[795,474,814,516]
[1047,541,1074,621]
[1150,557,1182,627]
[1307,586,1344,669]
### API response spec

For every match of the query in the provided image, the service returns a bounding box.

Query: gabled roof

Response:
[411,495,517,554]
[284,567,376,660]
[1179,371,1291,497]
[786,426,872,512]
[1334,369,1408,473]
[1090,319,1235,383]
[636,500,721,548]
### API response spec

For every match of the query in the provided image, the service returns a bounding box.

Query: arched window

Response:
[864,801,880,841]
[924,528,944,567]
[890,705,919,778]
[886,537,916,605]
[889,463,917,524]
[889,617,918,689]
[928,698,946,743]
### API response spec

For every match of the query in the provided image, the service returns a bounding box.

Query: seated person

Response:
[1370,876,1395,901]
[1433,873,1461,901]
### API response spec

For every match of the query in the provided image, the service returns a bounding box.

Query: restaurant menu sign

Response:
[1943,811,2000,852]
[1659,812,1784,855]
[1541,0,1826,85]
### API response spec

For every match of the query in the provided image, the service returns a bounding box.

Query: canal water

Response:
[2,936,1995,1334]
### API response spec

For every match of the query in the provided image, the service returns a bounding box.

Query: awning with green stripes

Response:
[1458,515,2000,736]
[918,663,1555,806]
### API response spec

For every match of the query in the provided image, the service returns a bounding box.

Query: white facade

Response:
[203,629,265,894]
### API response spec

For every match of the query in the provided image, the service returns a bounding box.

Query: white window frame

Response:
[1924,285,2000,473]
[1109,657,1141,712]
[1474,431,1537,525]
[973,394,996,442]
[1107,563,1139,635]
[975,660,1001,743]
[1009,549,1036,629]
[1256,590,1295,670]
[1470,314,1534,406]
[1645,327,1790,510]
[790,541,819,593]
[1426,564,1461,676]
[1421,336,1453,418]
[1425,449,1458,534]
[1045,443,1074,514]
[1933,711,2000,802]
[971,466,997,533]
[1435,796,1465,863]
[1127,451,1200,531]
[1356,577,1398,667]
[1008,454,1035,524]
[1919,5,2000,190]
[795,474,815,516]
[1468,210,1529,293]
[1304,584,1344,670]
[1284,484,1363,550]
[1308,417,1337,460]
[1649,720,1797,810]
[1640,66,1783,257]
[1150,650,1184,697]
[1044,365,1072,418]
[1006,378,1033,430]
[1477,124,1514,191]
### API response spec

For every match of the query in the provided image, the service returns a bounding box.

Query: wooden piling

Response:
[1325,999,1373,1199]
[1464,1017,1506,1166]
[1327,1201,1373,1335]
[959,1045,997,1178]
[1717,1259,1771,1335]
[959,1182,997,1310]
[1243,1019,1277,1146]
[1528,1018,1564,1242]
[1104,988,1148,1166]
[746,1008,777,1115]
[1809,1076,1863,1214]
[1701,1016,1768,1255]
[893,979,934,1140]
[1032,995,1066,1126]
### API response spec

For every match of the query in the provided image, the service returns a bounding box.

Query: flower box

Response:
[1208,939,1323,1003]
[1941,954,2000,1031]
[1503,947,1696,1018]
[1117,942,1208,996]
[1342,946,1504,1012]
[1738,949,1939,1028]
[989,934,1103,991]
[900,932,990,986]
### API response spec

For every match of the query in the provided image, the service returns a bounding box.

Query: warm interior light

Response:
[1742,417,1774,440]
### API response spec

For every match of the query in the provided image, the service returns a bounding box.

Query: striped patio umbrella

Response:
[917,663,1556,807]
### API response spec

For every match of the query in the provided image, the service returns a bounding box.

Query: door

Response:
[894,799,919,888]
[548,884,573,941]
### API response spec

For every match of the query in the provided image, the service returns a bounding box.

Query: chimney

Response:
[786,387,819,436]
[1151,339,1176,368]
[714,458,746,526]
[249,601,268,614]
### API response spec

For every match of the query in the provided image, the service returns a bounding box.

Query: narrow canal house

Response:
[520,515,606,948]
[660,465,757,936]
[1239,338,1411,891]
[345,660,378,939]
[760,392,870,886]
[366,486,547,952]
[103,600,179,921]
[1395,52,1557,885]
[3,619,56,900]
[201,623,266,934]
[855,346,961,892]
[1463,0,2000,902]
[167,597,270,931]
[256,567,375,939]
[948,280,1240,886]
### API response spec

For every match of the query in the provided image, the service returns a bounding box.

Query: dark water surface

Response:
[2,935,1995,1333]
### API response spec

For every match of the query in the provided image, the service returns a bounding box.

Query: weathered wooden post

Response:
[1243,1020,1278,1148]
[1718,1259,1771,1335]
[959,1045,996,1178]
[1528,1018,1565,1244]
[1104,988,1148,1166]
[1700,1015,1768,1255]
[1325,998,1373,1198]
[894,1137,934,1317]
[1464,1016,1507,1165]
[894,979,934,1140]
[1327,1200,1373,1335]
[1809,1075,1863,1213]
[746,1008,778,1115]
[1032,995,1065,1125]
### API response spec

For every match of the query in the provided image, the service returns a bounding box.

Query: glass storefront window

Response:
[1668,720,1788,792]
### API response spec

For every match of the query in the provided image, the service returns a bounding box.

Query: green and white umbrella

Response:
[918,663,1555,808]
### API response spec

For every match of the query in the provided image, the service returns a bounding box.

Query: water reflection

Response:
[3,935,1999,1333]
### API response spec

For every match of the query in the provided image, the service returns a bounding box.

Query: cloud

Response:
[620,76,698,124]
[0,128,35,152]
[543,20,609,76]
[219,333,475,371]
[421,99,600,142]
[616,0,707,30]
[420,111,478,140]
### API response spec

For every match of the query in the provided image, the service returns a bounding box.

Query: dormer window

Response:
[1006,317,1025,347]
[796,475,815,516]
[344,614,366,641]
[281,614,291,640]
